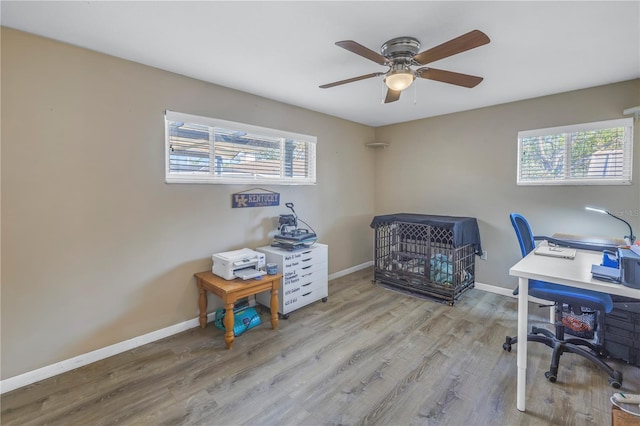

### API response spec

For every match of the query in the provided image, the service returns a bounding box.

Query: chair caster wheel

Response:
[545,371,557,383]
[608,378,621,389]
[322,297,328,302]
[503,337,512,352]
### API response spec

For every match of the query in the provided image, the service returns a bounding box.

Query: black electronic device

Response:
[272,203,317,250]
[278,213,297,230]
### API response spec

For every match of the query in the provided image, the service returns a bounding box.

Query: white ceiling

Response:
[2,1,639,127]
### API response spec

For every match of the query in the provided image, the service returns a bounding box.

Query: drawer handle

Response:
[302,250,312,255]
[302,292,312,296]
[302,265,312,270]
[302,273,312,277]
[302,282,312,287]
[302,258,312,262]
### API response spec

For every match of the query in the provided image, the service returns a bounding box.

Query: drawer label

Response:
[285,276,301,285]
[285,287,300,296]
[283,251,313,262]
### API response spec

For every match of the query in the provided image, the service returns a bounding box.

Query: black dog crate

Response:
[370,214,482,305]
[603,295,640,366]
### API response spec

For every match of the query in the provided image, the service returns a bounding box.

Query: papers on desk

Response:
[534,245,576,259]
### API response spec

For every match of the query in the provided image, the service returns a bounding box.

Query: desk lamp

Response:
[585,207,636,245]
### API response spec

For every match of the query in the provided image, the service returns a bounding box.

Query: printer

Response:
[212,248,266,280]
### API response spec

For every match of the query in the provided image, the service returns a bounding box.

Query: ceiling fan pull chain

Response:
[413,82,418,105]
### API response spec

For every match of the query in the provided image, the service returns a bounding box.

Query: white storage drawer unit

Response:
[256,244,328,317]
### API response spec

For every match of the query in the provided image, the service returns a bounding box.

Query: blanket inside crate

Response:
[388,253,470,286]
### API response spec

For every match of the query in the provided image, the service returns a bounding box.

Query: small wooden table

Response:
[194,271,281,349]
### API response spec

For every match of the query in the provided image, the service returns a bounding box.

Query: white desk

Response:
[509,246,640,412]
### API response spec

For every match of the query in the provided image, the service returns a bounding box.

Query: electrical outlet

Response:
[481,250,488,260]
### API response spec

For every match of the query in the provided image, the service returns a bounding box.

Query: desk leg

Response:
[197,282,207,328]
[224,302,235,349]
[517,277,529,412]
[270,285,279,330]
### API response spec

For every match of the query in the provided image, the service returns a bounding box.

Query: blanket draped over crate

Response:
[370,213,482,255]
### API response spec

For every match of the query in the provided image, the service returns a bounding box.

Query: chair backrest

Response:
[510,213,536,258]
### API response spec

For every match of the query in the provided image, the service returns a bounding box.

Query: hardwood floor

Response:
[2,267,638,425]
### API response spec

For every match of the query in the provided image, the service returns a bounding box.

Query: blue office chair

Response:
[504,213,622,387]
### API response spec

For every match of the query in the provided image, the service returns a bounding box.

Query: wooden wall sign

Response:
[232,189,280,208]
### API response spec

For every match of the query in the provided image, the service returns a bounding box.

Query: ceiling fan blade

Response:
[413,30,490,65]
[384,89,401,103]
[319,72,383,89]
[335,40,388,65]
[417,68,484,88]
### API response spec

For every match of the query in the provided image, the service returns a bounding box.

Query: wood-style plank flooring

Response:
[2,267,638,425]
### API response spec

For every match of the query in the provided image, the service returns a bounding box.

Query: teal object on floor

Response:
[213,306,261,336]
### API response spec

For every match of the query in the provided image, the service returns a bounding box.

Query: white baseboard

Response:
[328,260,373,281]
[474,281,554,306]
[0,312,218,395]
[1,261,374,395]
[474,281,517,298]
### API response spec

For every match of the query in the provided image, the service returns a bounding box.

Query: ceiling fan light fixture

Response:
[384,69,415,91]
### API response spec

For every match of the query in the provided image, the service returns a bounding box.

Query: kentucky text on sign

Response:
[232,192,280,208]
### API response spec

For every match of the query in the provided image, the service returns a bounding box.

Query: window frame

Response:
[516,118,633,186]
[165,110,317,185]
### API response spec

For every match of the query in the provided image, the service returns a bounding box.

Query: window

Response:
[165,111,316,185]
[517,118,633,186]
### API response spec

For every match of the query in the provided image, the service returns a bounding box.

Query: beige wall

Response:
[374,79,640,291]
[1,28,376,379]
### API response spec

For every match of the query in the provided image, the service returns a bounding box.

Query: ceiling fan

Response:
[319,30,490,103]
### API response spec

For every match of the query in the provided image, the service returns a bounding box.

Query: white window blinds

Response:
[165,111,316,185]
[517,118,633,185]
